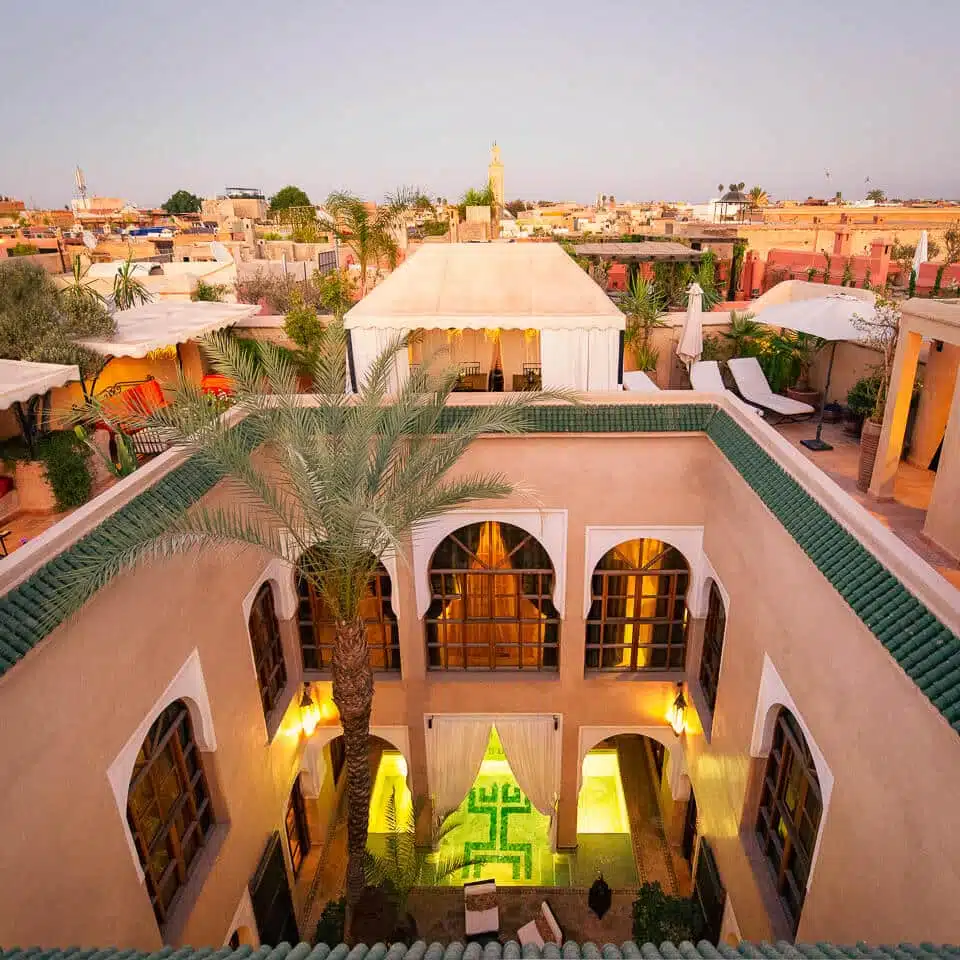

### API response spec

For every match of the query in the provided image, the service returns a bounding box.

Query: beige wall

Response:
[1,431,959,948]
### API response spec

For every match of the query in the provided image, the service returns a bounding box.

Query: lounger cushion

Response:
[623,371,660,392]
[690,361,764,416]
[518,901,562,947]
[464,879,499,936]
[727,357,814,415]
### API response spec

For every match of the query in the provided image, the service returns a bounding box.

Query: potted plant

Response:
[851,295,901,491]
[622,275,667,383]
[845,375,881,438]
[784,331,826,408]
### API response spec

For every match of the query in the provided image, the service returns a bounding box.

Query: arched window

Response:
[248,583,287,717]
[755,709,822,934]
[127,700,213,927]
[297,550,399,672]
[585,538,689,671]
[425,520,560,670]
[698,581,726,712]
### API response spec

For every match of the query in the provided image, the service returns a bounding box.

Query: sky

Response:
[1,0,958,210]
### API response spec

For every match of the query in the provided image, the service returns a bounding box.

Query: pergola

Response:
[572,242,702,264]
[344,243,626,392]
[870,299,960,560]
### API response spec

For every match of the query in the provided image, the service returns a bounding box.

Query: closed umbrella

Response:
[677,282,704,371]
[912,230,928,282]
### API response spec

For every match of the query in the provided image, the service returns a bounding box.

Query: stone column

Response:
[922,377,960,560]
[869,329,922,500]
[555,718,582,850]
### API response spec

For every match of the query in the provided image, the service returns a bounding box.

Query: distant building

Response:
[202,188,268,228]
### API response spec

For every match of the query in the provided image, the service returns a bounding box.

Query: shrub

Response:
[37,430,92,510]
[847,375,883,420]
[632,882,703,945]
[9,242,38,257]
[314,898,346,945]
[191,279,228,302]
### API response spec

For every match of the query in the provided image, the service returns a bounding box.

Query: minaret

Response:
[488,142,504,209]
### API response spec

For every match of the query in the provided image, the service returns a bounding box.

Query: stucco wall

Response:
[0,431,958,948]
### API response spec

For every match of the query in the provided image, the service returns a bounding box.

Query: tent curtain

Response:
[495,716,559,818]
[541,329,619,390]
[348,328,410,393]
[426,717,493,824]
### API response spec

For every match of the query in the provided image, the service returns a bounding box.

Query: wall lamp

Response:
[668,682,687,737]
[300,683,321,738]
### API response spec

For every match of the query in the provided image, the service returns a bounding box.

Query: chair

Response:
[517,900,562,948]
[623,370,661,392]
[690,361,764,417]
[726,357,815,421]
[464,878,499,942]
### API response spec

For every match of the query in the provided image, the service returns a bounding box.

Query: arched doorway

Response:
[577,733,692,894]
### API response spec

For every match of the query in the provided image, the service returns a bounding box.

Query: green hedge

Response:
[38,431,92,510]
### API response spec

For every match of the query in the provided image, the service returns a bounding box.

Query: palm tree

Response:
[51,323,573,909]
[721,310,764,358]
[112,255,152,310]
[325,189,424,297]
[748,186,769,209]
[61,255,106,313]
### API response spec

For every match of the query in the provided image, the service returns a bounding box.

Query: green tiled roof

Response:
[1,942,958,960]
[705,410,960,734]
[1,403,958,738]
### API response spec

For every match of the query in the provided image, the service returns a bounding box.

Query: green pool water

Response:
[367,732,637,887]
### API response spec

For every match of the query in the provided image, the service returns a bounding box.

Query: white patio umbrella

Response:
[912,230,928,279]
[754,293,872,451]
[677,282,704,371]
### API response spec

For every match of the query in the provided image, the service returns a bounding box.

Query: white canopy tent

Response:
[755,292,875,450]
[343,244,625,392]
[0,360,80,410]
[76,302,260,359]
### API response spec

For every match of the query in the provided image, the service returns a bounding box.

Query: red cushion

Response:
[100,380,167,425]
[200,373,234,396]
[0,476,13,498]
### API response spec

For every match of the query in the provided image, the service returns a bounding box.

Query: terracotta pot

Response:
[14,460,57,513]
[786,386,821,409]
[858,418,882,491]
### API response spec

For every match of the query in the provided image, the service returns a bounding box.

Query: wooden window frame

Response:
[755,709,822,934]
[297,561,399,672]
[424,524,561,671]
[585,540,689,672]
[284,776,310,878]
[698,581,726,712]
[249,583,288,717]
[127,701,213,928]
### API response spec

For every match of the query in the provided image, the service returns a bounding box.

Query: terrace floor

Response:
[775,420,960,592]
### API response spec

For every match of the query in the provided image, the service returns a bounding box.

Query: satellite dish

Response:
[82,231,97,251]
[210,240,232,263]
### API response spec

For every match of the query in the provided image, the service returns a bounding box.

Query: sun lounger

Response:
[623,370,660,392]
[464,878,499,942]
[518,900,562,948]
[690,361,764,417]
[727,357,815,421]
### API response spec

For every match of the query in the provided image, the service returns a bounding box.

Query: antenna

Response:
[210,240,232,263]
[82,231,97,251]
[75,166,87,201]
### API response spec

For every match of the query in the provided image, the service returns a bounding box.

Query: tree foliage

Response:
[47,324,576,908]
[269,185,312,215]
[632,883,703,945]
[162,189,201,214]
[944,221,960,265]
[866,188,886,203]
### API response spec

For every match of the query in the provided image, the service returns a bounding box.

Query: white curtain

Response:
[541,328,620,390]
[348,327,410,393]
[426,717,493,824]
[495,717,559,819]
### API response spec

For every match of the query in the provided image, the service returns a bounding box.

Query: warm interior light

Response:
[318,698,339,724]
[300,684,321,738]
[668,683,687,737]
